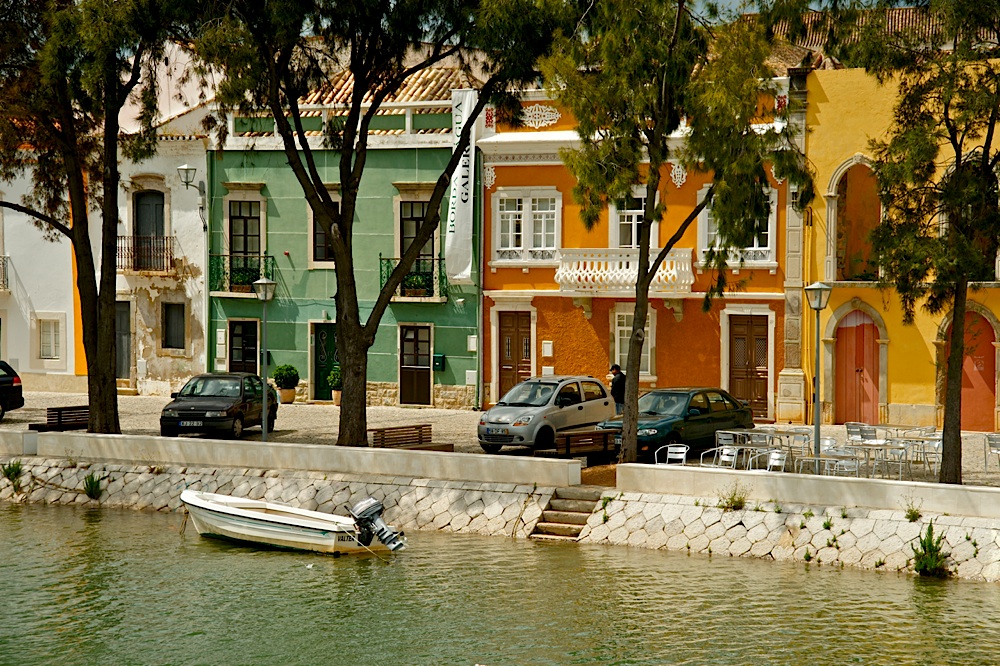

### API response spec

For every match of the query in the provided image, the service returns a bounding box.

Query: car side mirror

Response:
[170,392,178,398]
[688,408,701,417]
[555,395,570,407]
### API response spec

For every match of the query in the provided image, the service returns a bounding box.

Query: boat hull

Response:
[181,490,393,555]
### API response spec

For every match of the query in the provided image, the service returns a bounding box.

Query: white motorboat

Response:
[180,490,406,555]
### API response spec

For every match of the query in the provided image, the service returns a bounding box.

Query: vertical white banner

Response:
[445,89,477,284]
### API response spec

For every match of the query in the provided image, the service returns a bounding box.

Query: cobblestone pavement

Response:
[6,391,1000,486]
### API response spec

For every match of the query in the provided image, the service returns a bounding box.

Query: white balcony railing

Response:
[555,248,695,295]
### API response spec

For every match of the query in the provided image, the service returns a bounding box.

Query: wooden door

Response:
[835,310,878,424]
[946,312,996,432]
[729,315,768,418]
[400,325,431,405]
[313,323,338,400]
[115,301,130,379]
[498,312,532,398]
[228,320,258,374]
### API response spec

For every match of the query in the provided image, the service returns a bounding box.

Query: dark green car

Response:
[596,388,754,462]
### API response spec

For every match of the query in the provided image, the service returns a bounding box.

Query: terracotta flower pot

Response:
[278,388,296,404]
[333,390,342,406]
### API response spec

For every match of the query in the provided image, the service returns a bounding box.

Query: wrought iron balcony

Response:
[209,254,277,293]
[554,248,695,296]
[117,236,175,273]
[380,256,449,300]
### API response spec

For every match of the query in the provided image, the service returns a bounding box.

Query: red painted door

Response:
[835,310,878,424]
[946,312,996,432]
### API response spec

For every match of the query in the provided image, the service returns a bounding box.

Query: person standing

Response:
[609,364,626,414]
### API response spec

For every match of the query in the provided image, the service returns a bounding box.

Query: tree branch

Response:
[0,200,72,238]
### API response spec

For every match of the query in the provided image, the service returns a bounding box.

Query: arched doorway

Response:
[944,311,997,432]
[835,310,878,424]
[835,164,880,280]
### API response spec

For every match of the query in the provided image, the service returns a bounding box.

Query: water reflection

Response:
[2,502,1000,665]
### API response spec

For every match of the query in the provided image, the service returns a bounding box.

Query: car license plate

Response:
[487,427,508,435]
[614,435,622,445]
[180,420,203,427]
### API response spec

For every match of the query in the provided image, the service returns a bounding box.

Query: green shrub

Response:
[83,473,102,501]
[272,364,300,390]
[2,459,23,493]
[717,482,749,512]
[912,521,951,577]
[328,365,343,391]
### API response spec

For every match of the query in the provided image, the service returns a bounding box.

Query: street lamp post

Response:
[253,277,277,442]
[804,282,833,475]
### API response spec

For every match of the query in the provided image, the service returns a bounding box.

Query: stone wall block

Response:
[748,540,774,558]
[688,534,709,553]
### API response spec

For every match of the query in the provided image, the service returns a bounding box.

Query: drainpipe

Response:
[204,141,213,373]
[476,147,484,409]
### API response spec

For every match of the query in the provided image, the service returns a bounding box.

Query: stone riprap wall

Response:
[578,491,1000,582]
[0,457,551,539]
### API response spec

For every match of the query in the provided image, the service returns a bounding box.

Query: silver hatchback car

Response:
[478,376,615,453]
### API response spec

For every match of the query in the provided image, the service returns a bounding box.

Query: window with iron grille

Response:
[492,189,561,263]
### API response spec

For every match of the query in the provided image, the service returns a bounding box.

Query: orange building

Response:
[477,85,811,424]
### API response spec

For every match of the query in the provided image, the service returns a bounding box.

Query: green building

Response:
[204,68,481,409]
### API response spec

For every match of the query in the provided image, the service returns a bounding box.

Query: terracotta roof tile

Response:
[301,67,480,106]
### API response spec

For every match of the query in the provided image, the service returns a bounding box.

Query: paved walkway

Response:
[7,391,1000,486]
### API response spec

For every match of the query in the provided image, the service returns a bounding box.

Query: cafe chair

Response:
[751,448,787,472]
[845,422,867,443]
[986,433,1000,472]
[700,432,739,468]
[654,444,689,465]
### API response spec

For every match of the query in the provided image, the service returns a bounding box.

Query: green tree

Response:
[193,0,568,446]
[825,1,1000,484]
[541,1,812,462]
[0,0,174,432]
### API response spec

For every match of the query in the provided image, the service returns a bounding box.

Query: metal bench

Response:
[367,424,453,451]
[28,405,90,432]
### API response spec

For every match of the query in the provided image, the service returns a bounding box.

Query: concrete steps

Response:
[530,485,605,542]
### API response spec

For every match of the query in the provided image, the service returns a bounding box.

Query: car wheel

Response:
[533,427,555,450]
[0,404,7,423]
[480,442,503,454]
[230,415,244,439]
[160,426,177,437]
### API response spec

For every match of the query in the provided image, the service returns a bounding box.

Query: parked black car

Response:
[0,360,24,422]
[160,373,277,439]
[596,387,754,462]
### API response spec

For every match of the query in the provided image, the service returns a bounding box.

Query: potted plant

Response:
[328,365,343,406]
[272,364,299,404]
[402,272,428,297]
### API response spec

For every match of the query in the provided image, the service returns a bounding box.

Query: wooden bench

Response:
[367,424,453,452]
[533,429,618,459]
[28,405,90,432]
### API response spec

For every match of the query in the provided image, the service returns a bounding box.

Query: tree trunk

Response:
[940,276,967,484]
[336,318,369,446]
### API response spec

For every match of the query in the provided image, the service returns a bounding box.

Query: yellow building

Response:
[804,66,999,431]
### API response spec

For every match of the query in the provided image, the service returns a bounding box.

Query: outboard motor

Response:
[349,498,406,552]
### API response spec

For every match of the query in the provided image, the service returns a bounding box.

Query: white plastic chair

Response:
[700,432,739,468]
[654,444,690,465]
[751,448,787,472]
[986,434,1000,472]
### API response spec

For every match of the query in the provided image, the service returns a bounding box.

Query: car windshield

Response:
[498,381,558,407]
[179,377,242,398]
[637,392,687,417]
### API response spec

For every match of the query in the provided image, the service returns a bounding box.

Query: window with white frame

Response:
[492,188,561,263]
[612,304,654,377]
[39,319,59,359]
[697,185,777,265]
[609,187,659,249]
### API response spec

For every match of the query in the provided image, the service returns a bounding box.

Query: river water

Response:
[2,502,998,665]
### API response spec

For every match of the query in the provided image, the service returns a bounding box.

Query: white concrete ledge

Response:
[617,464,1000,519]
[0,431,28,456]
[34,432,582,487]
